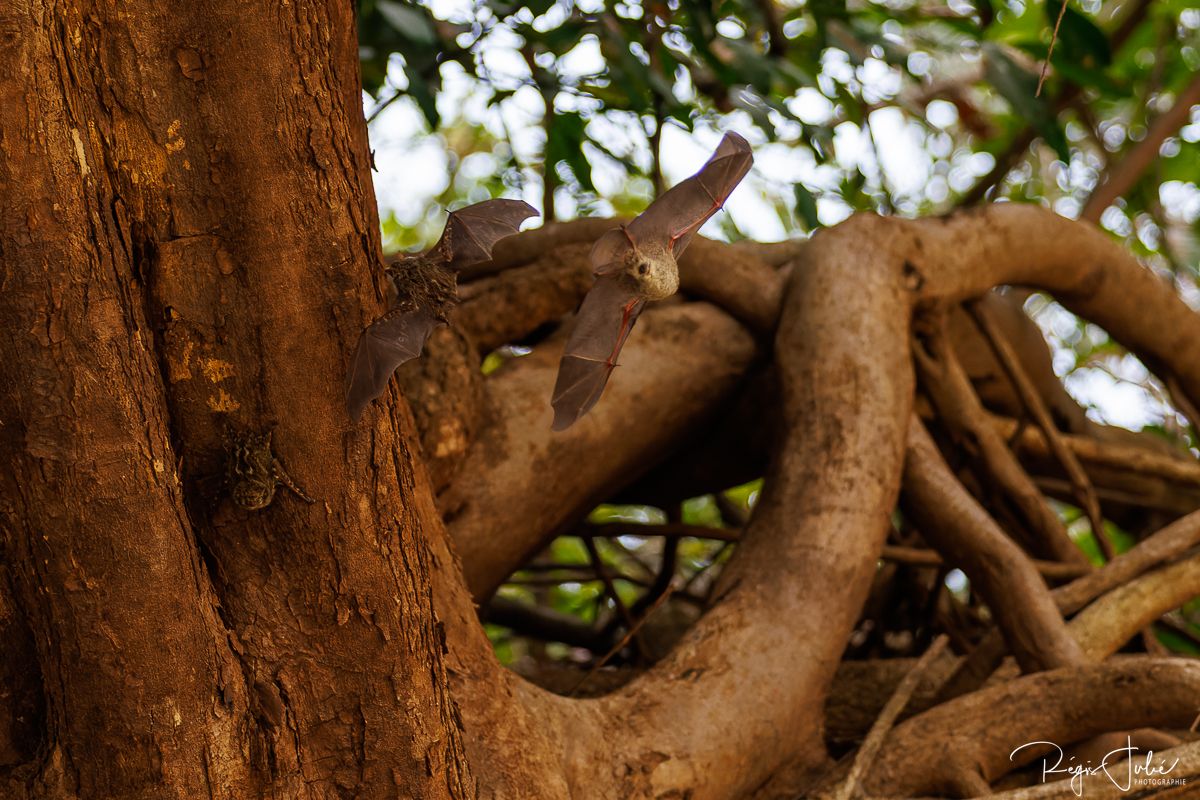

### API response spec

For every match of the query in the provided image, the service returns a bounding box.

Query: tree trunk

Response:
[5,3,1200,800]
[0,1,468,797]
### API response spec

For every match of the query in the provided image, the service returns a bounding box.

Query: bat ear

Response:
[590,227,633,275]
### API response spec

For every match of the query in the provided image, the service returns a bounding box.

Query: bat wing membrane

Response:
[551,273,645,431]
[589,227,635,275]
[554,133,752,430]
[346,307,442,419]
[436,198,538,270]
[626,132,752,257]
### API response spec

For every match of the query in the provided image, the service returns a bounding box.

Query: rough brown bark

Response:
[1,1,468,797]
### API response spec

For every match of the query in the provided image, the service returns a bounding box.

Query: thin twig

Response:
[959,0,1152,205]
[1081,74,1200,221]
[520,46,556,221]
[1037,0,1070,97]
[634,536,677,617]
[583,521,741,542]
[882,544,1089,581]
[593,526,1085,580]
[691,542,734,602]
[967,300,1113,560]
[517,562,593,573]
[913,315,1086,564]
[1157,614,1200,650]
[596,536,658,582]
[1167,375,1200,439]
[505,575,601,587]
[992,414,1200,488]
[485,596,610,651]
[365,88,404,124]
[569,584,676,696]
[1033,475,1195,514]
[905,419,1086,673]
[584,537,646,658]
[833,635,950,800]
[946,507,1200,698]
[1054,506,1200,615]
[649,102,665,198]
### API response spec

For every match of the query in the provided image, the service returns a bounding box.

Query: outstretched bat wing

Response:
[346,307,442,420]
[435,198,538,270]
[626,132,752,258]
[551,274,646,431]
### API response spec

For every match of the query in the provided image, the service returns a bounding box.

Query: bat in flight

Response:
[550,132,753,431]
[346,198,537,419]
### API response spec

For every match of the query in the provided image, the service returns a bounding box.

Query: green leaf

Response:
[375,1,438,45]
[549,536,590,566]
[546,112,595,192]
[1046,52,1125,96]
[982,42,1070,162]
[794,184,822,231]
[1155,624,1200,656]
[681,495,723,528]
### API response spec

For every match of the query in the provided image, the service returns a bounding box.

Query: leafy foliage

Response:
[361,0,1199,258]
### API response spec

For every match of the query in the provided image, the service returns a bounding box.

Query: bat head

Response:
[384,253,423,304]
[591,223,679,300]
[622,242,679,301]
[387,252,459,319]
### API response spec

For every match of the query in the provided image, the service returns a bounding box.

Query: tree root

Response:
[864,658,1200,797]
[420,206,1200,799]
[902,419,1086,672]
[913,310,1086,564]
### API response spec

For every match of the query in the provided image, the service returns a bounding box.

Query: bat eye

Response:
[637,262,649,276]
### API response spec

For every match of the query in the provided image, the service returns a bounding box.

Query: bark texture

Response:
[1,2,469,797]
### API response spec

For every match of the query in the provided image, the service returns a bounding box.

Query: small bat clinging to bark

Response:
[346,198,537,419]
[550,132,754,431]
[224,427,313,511]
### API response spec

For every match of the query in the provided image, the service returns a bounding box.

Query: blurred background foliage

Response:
[355,0,1200,670]
[359,0,1199,254]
